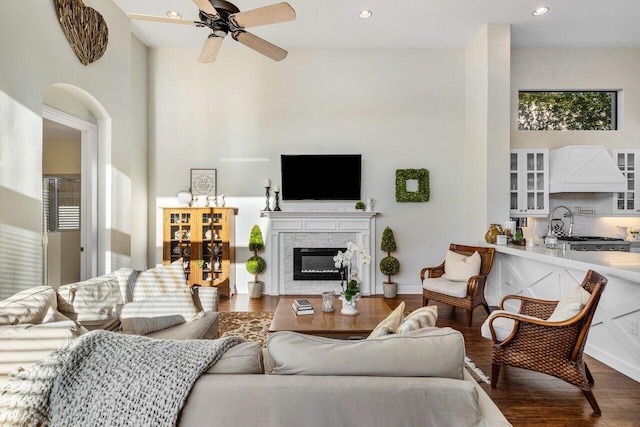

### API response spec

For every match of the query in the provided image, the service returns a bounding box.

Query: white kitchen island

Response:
[486,244,640,383]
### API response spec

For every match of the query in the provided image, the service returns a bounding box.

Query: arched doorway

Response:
[42,84,111,281]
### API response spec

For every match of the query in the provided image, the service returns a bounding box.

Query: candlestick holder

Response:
[274,190,281,211]
[263,186,271,211]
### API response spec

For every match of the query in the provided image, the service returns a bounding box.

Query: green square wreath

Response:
[395,169,430,202]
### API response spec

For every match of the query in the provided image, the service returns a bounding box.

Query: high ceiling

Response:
[112,0,640,50]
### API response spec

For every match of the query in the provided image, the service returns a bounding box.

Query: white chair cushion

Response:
[481,310,544,341]
[442,250,481,282]
[548,285,591,322]
[423,277,468,298]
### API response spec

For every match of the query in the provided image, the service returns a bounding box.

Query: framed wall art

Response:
[190,168,217,197]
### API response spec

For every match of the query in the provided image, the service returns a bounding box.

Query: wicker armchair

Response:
[485,269,607,414]
[420,244,495,326]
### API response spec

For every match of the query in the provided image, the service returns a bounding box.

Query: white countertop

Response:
[492,244,640,283]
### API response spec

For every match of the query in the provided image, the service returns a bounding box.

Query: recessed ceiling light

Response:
[358,10,372,19]
[532,7,549,16]
[166,10,182,19]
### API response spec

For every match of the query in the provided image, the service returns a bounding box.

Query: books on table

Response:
[294,299,312,309]
[292,300,314,316]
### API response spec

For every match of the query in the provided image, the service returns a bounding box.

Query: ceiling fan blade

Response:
[232,31,288,61]
[230,2,296,29]
[198,35,224,63]
[127,13,200,26]
[193,0,218,17]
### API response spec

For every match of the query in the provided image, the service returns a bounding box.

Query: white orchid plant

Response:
[333,242,371,301]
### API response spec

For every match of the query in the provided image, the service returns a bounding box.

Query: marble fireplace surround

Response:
[260,211,378,295]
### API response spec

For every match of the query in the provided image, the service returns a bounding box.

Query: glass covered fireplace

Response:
[293,247,345,281]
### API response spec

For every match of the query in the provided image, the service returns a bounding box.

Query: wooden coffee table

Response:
[269,297,392,339]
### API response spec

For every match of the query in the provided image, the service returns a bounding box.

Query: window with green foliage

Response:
[518,91,618,131]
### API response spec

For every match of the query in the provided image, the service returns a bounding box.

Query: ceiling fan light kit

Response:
[129,0,296,63]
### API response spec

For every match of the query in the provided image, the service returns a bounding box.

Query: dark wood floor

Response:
[220,294,640,427]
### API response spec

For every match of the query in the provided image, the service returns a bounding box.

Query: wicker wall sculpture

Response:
[55,0,109,66]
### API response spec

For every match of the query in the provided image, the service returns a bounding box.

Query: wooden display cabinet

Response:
[162,207,237,297]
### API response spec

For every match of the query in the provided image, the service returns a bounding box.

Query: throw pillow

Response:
[547,285,591,322]
[396,305,438,334]
[117,288,198,335]
[126,260,188,302]
[56,278,122,322]
[442,250,481,282]
[0,287,57,326]
[366,301,405,339]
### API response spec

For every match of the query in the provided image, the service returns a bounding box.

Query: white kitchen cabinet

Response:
[510,149,549,217]
[613,150,640,215]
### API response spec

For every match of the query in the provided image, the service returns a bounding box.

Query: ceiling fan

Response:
[128,0,296,63]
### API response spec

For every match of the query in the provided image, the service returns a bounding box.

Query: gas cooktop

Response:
[558,236,625,242]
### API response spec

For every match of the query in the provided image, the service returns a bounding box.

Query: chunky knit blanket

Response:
[0,330,243,426]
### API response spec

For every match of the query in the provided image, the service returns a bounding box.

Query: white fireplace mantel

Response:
[260,211,378,295]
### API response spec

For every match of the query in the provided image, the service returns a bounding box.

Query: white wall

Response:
[148,47,472,294]
[0,0,147,298]
[465,25,511,238]
[42,139,81,175]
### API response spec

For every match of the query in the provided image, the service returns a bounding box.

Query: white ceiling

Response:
[112,0,640,50]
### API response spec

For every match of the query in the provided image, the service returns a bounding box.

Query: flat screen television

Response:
[281,154,361,200]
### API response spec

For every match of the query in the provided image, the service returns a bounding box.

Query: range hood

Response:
[549,145,626,193]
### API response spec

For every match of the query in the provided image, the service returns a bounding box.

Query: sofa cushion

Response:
[0,286,57,326]
[0,320,87,375]
[367,301,405,339]
[206,341,264,374]
[423,277,468,298]
[396,305,438,334]
[42,307,74,323]
[125,261,188,302]
[442,250,481,282]
[117,288,199,335]
[548,285,591,322]
[267,327,465,379]
[146,311,219,340]
[56,277,122,323]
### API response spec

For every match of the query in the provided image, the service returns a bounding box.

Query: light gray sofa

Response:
[179,328,512,427]
[0,263,219,384]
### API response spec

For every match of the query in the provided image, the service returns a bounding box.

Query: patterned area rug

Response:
[217,311,490,384]
[218,311,274,348]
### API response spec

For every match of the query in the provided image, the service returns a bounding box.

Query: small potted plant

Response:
[246,225,266,298]
[512,229,527,246]
[379,226,400,298]
[355,200,366,211]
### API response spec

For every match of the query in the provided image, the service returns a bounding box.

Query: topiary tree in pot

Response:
[246,225,266,298]
[379,226,400,298]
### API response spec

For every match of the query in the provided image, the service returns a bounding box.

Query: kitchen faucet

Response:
[548,205,574,237]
